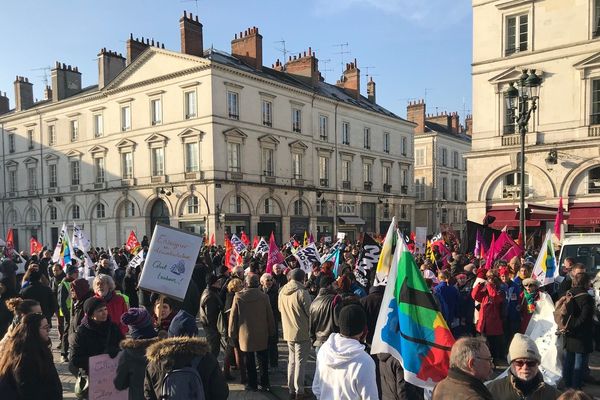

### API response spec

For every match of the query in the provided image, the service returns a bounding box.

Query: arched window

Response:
[96,203,106,219]
[187,196,199,214]
[293,200,304,216]
[27,208,38,222]
[588,167,600,194]
[49,206,57,221]
[229,196,242,214]
[72,205,80,220]
[264,198,274,214]
[125,201,135,217]
[502,172,530,199]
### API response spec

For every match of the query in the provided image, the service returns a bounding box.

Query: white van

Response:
[558,233,600,274]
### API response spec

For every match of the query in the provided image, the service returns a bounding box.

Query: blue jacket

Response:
[433,281,459,325]
[501,280,522,321]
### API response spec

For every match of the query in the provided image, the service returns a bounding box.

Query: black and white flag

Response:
[293,243,321,274]
[254,237,269,255]
[356,233,382,273]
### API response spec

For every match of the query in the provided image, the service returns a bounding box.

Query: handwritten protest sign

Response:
[138,223,203,301]
[89,353,127,400]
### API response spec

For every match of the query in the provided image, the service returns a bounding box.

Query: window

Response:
[185,142,199,173]
[292,108,302,133]
[70,160,80,185]
[383,133,390,153]
[49,206,57,221]
[592,80,600,125]
[453,151,459,169]
[70,120,79,141]
[122,152,133,179]
[96,204,106,219]
[8,170,17,192]
[121,105,131,131]
[383,166,391,185]
[316,199,328,216]
[363,163,372,183]
[595,0,600,37]
[401,205,408,220]
[442,177,448,200]
[229,196,242,214]
[504,94,519,134]
[125,201,135,217]
[441,148,447,166]
[505,14,528,56]
[292,153,302,179]
[187,196,199,214]
[363,128,371,149]
[27,168,36,190]
[337,202,356,215]
[27,129,34,149]
[151,98,162,125]
[94,114,103,137]
[342,122,350,145]
[227,142,241,172]
[319,115,328,140]
[264,198,277,214]
[293,200,304,216]
[262,148,274,176]
[342,160,351,183]
[416,148,425,166]
[441,208,448,223]
[185,91,196,119]
[262,100,272,126]
[28,209,37,222]
[401,136,407,156]
[227,91,239,119]
[319,156,329,186]
[95,157,105,183]
[402,169,408,190]
[464,180,468,201]
[48,164,57,188]
[72,205,80,220]
[8,133,15,153]
[151,147,165,176]
[503,172,530,198]
[453,179,459,201]
[48,125,56,146]
[416,177,426,200]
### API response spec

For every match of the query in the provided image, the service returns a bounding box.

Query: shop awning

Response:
[566,203,600,226]
[339,216,365,225]
[485,208,540,228]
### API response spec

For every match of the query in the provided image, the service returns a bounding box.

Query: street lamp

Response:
[504,69,542,247]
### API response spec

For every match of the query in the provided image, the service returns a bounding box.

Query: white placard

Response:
[337,232,346,240]
[415,227,427,254]
[137,223,203,301]
[89,353,127,400]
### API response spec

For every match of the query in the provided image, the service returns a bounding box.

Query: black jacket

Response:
[7,348,62,400]
[144,337,229,400]
[68,291,94,348]
[263,283,280,323]
[360,285,385,345]
[69,316,124,375]
[309,288,336,347]
[376,353,424,400]
[200,286,223,334]
[20,281,57,324]
[564,287,595,353]
[114,337,160,400]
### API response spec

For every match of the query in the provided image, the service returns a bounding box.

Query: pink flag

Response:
[554,197,564,241]
[266,232,285,273]
[308,233,315,244]
[484,234,496,269]
[495,231,523,262]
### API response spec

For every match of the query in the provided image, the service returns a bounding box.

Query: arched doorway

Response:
[150,199,170,233]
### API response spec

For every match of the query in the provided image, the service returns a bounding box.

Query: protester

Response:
[312,303,378,400]
[272,263,288,288]
[168,308,198,337]
[58,264,79,362]
[1,298,41,348]
[472,269,505,363]
[432,337,494,400]
[222,277,246,383]
[557,390,593,400]
[20,269,57,329]
[0,313,62,399]
[93,274,128,336]
[375,352,424,400]
[152,295,176,336]
[487,333,560,399]
[67,278,94,350]
[199,273,224,357]
[519,277,541,333]
[260,272,280,367]
[455,273,476,337]
[434,270,460,336]
[499,266,521,348]
[279,268,312,399]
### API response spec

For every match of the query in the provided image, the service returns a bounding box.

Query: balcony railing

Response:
[589,178,600,194]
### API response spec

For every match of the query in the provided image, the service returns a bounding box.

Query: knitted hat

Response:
[168,310,198,337]
[83,297,107,316]
[508,333,541,363]
[66,264,79,276]
[290,268,305,282]
[71,278,90,300]
[121,308,157,339]
[522,278,541,288]
[338,304,367,337]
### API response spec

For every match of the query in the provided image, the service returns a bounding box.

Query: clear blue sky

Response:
[0,0,472,121]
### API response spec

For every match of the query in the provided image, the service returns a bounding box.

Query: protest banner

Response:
[138,223,203,301]
[415,227,427,254]
[89,353,127,400]
[293,243,321,274]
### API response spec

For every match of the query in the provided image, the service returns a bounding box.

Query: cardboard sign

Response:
[89,353,127,400]
[337,232,346,240]
[137,223,203,301]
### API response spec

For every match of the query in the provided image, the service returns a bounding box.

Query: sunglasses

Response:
[513,359,538,368]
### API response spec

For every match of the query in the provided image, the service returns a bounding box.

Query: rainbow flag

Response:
[371,239,455,389]
[532,229,558,285]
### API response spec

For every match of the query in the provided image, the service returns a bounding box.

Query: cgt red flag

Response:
[241,231,250,246]
[126,231,141,253]
[30,237,43,255]
[554,197,564,241]
[252,236,259,250]
[5,228,14,256]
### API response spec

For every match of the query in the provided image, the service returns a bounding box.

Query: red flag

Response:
[209,233,216,246]
[126,230,141,253]
[515,231,523,248]
[554,197,564,241]
[225,238,235,270]
[266,232,285,273]
[30,237,43,255]
[252,236,259,250]
[484,234,496,269]
[5,228,14,256]
[241,231,250,246]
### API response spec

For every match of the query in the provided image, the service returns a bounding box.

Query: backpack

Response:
[553,290,588,333]
[160,357,205,400]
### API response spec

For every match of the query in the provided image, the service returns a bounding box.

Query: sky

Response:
[0,0,472,121]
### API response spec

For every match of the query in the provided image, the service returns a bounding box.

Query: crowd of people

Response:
[0,234,597,400]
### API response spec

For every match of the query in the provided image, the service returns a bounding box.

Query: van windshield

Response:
[559,245,600,273]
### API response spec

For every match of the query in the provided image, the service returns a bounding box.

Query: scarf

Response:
[523,290,537,314]
[81,314,112,335]
[511,369,543,396]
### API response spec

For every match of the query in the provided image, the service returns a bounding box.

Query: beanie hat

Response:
[522,278,540,288]
[71,278,91,300]
[121,308,157,339]
[29,270,41,282]
[290,268,305,283]
[508,333,541,363]
[66,264,79,276]
[168,310,198,337]
[83,297,107,316]
[338,304,367,337]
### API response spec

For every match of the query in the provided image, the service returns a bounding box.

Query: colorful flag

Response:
[230,234,247,254]
[532,230,558,286]
[375,217,397,285]
[127,250,145,270]
[554,197,564,242]
[61,232,73,266]
[266,232,285,273]
[224,237,242,270]
[126,230,141,254]
[303,231,309,247]
[293,243,321,274]
[5,228,14,256]
[474,229,487,259]
[484,233,496,269]
[240,231,251,246]
[30,237,43,255]
[52,223,68,263]
[254,237,269,256]
[72,224,92,253]
[371,239,455,389]
[308,233,315,244]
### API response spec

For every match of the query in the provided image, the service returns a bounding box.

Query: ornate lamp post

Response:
[504,69,542,247]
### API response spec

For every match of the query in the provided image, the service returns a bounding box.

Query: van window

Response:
[559,245,600,273]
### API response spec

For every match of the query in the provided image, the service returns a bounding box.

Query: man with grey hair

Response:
[432,337,494,400]
[229,273,275,392]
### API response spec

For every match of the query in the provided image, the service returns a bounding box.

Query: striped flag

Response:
[375,217,397,285]
[532,229,558,285]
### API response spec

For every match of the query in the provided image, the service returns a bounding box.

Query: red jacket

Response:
[96,292,129,336]
[471,282,505,336]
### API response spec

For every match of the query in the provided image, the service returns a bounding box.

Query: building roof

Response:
[423,121,472,143]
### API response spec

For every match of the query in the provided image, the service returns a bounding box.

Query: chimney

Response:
[465,114,473,136]
[43,85,52,101]
[51,62,82,102]
[0,92,9,115]
[284,48,319,86]
[127,34,149,65]
[98,48,126,89]
[14,76,34,111]
[367,77,376,104]
[406,99,426,134]
[451,112,460,134]
[336,59,360,99]
[231,27,263,71]
[180,11,203,57]
[426,111,452,131]
[272,59,284,72]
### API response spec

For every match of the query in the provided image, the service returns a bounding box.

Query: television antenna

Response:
[181,0,200,14]
[31,66,52,87]
[275,40,292,62]
[333,42,350,74]
[320,58,333,80]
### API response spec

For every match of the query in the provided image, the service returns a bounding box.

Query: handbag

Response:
[74,369,89,399]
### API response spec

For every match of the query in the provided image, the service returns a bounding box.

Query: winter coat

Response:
[114,337,159,400]
[434,281,459,326]
[229,287,275,352]
[564,287,595,353]
[20,281,57,324]
[278,279,312,342]
[68,291,94,347]
[144,337,229,400]
[486,371,560,400]
[262,283,280,323]
[199,287,223,336]
[518,290,540,333]
[310,288,337,347]
[4,348,63,400]
[69,316,124,375]
[457,284,475,326]
[376,353,424,400]
[360,285,385,345]
[501,280,522,322]
[312,333,379,400]
[98,291,129,336]
[181,278,200,318]
[432,367,494,400]
[472,282,505,336]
